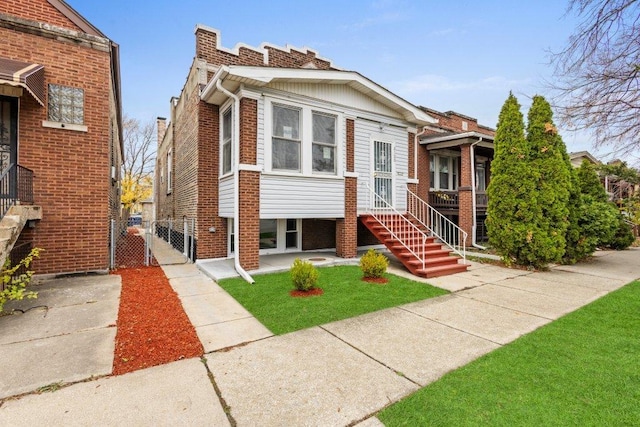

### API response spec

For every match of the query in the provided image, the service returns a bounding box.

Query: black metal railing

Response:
[0,164,34,218]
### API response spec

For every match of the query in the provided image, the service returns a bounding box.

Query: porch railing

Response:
[363,182,428,271]
[407,187,467,262]
[428,190,489,210]
[0,164,34,218]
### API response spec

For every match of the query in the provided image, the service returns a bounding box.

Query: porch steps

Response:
[0,206,42,269]
[361,214,468,279]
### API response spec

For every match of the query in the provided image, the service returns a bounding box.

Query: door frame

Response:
[370,136,395,209]
[0,96,18,172]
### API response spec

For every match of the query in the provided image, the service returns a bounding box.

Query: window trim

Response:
[264,97,342,177]
[47,83,85,125]
[221,106,233,177]
[311,111,337,174]
[429,153,460,191]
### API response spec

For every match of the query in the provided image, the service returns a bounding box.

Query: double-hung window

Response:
[312,112,336,173]
[48,84,84,125]
[430,154,459,190]
[272,105,301,172]
[222,108,232,175]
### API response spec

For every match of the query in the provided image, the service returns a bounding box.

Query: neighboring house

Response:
[156,25,470,279]
[0,0,122,274]
[569,150,599,168]
[417,108,495,245]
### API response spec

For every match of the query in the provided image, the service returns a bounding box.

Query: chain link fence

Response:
[109,218,195,269]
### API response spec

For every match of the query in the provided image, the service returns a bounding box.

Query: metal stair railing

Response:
[362,182,427,271]
[0,164,34,219]
[406,186,467,263]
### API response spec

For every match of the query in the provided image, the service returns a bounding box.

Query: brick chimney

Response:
[156,117,167,145]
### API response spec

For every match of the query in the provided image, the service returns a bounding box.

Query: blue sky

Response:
[69,0,607,157]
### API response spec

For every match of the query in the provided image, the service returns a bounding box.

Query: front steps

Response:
[0,205,42,268]
[361,214,469,278]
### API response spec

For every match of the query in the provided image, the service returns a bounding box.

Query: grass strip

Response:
[378,280,640,426]
[218,265,447,335]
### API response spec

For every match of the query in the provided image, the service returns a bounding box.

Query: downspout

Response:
[470,137,486,250]
[216,79,255,284]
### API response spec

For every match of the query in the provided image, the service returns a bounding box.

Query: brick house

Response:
[0,0,122,274]
[417,108,495,246]
[157,26,481,280]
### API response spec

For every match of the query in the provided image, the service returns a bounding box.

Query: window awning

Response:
[0,58,45,106]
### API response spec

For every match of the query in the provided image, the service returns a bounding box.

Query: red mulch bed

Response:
[363,277,389,284]
[290,288,324,297]
[112,266,203,375]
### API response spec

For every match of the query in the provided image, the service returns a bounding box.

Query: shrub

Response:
[602,217,635,250]
[0,247,42,313]
[360,249,388,279]
[290,258,319,291]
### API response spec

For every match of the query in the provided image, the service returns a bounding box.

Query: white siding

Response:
[354,119,409,213]
[266,82,404,120]
[261,174,344,218]
[219,176,234,217]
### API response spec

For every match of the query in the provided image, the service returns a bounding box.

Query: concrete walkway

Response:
[0,247,638,426]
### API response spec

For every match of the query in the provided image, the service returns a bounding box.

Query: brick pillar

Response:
[336,118,357,258]
[417,144,430,201]
[458,144,473,246]
[238,98,260,270]
[407,131,417,194]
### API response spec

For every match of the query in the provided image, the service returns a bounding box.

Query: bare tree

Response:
[121,115,156,210]
[549,0,640,156]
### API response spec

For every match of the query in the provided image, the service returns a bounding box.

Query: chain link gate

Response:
[110,218,195,269]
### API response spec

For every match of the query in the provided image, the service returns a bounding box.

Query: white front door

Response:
[372,140,393,208]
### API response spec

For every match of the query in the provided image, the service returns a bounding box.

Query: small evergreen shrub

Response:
[603,217,635,250]
[360,249,388,279]
[0,247,42,313]
[290,258,319,291]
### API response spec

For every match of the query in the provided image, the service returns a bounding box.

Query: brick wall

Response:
[1,14,116,273]
[420,108,496,136]
[195,26,337,70]
[196,101,227,259]
[0,0,84,32]
[302,219,335,250]
[237,98,259,269]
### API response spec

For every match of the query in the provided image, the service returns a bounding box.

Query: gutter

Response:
[470,137,487,250]
[215,79,255,284]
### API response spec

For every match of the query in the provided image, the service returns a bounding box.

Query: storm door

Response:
[0,97,17,209]
[372,140,393,208]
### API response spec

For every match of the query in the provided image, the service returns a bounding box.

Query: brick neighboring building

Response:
[0,0,123,274]
[156,25,438,278]
[417,107,496,246]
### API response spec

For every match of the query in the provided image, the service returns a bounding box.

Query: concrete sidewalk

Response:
[1,247,638,426]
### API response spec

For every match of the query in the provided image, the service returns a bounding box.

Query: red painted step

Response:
[360,213,469,279]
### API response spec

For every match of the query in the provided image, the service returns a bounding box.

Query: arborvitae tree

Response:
[576,159,607,202]
[486,93,537,265]
[562,161,588,264]
[522,95,571,267]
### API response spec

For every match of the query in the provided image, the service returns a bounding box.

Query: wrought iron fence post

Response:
[190,218,195,262]
[183,217,188,257]
[109,219,115,269]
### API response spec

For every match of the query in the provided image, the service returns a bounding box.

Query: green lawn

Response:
[378,280,640,426]
[217,265,448,335]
